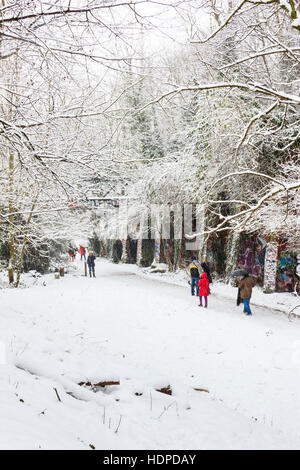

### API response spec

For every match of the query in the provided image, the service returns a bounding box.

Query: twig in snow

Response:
[288,304,300,321]
[53,387,61,402]
[157,401,177,419]
[193,387,209,393]
[115,415,122,434]
[16,343,29,357]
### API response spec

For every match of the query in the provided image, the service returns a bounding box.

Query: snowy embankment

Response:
[1,258,300,450]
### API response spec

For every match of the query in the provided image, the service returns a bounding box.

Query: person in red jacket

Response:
[79,245,86,260]
[198,272,210,308]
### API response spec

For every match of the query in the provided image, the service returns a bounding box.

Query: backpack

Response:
[190,266,200,278]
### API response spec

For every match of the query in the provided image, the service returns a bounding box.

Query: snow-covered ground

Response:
[1,258,300,450]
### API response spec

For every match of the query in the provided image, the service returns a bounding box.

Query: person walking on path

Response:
[200,262,213,284]
[68,248,75,262]
[79,245,86,260]
[238,273,257,315]
[188,256,200,296]
[87,251,96,277]
[198,272,210,308]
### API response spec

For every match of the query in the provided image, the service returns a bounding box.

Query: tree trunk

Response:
[8,267,14,285]
[173,239,181,271]
[225,231,241,282]
[136,236,143,266]
[263,236,278,293]
[15,198,37,288]
[8,150,15,284]
[121,239,127,263]
[162,239,173,271]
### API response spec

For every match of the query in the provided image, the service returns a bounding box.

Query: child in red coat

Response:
[198,272,210,308]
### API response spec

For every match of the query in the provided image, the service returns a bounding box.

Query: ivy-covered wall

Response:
[277,237,299,292]
[98,228,299,294]
[112,240,123,263]
[141,238,155,267]
[237,234,265,285]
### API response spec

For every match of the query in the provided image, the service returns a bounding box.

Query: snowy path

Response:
[1,258,300,449]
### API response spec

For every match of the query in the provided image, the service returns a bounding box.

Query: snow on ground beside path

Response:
[0,258,300,449]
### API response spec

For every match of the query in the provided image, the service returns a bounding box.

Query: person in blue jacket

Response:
[188,256,200,296]
[87,251,96,277]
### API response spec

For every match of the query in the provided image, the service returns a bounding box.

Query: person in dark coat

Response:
[201,262,212,283]
[198,272,210,308]
[68,248,75,262]
[238,273,256,315]
[87,251,96,277]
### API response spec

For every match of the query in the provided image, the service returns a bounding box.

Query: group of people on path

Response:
[188,257,212,308]
[68,245,88,261]
[68,245,96,278]
[188,256,256,315]
[70,249,257,308]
